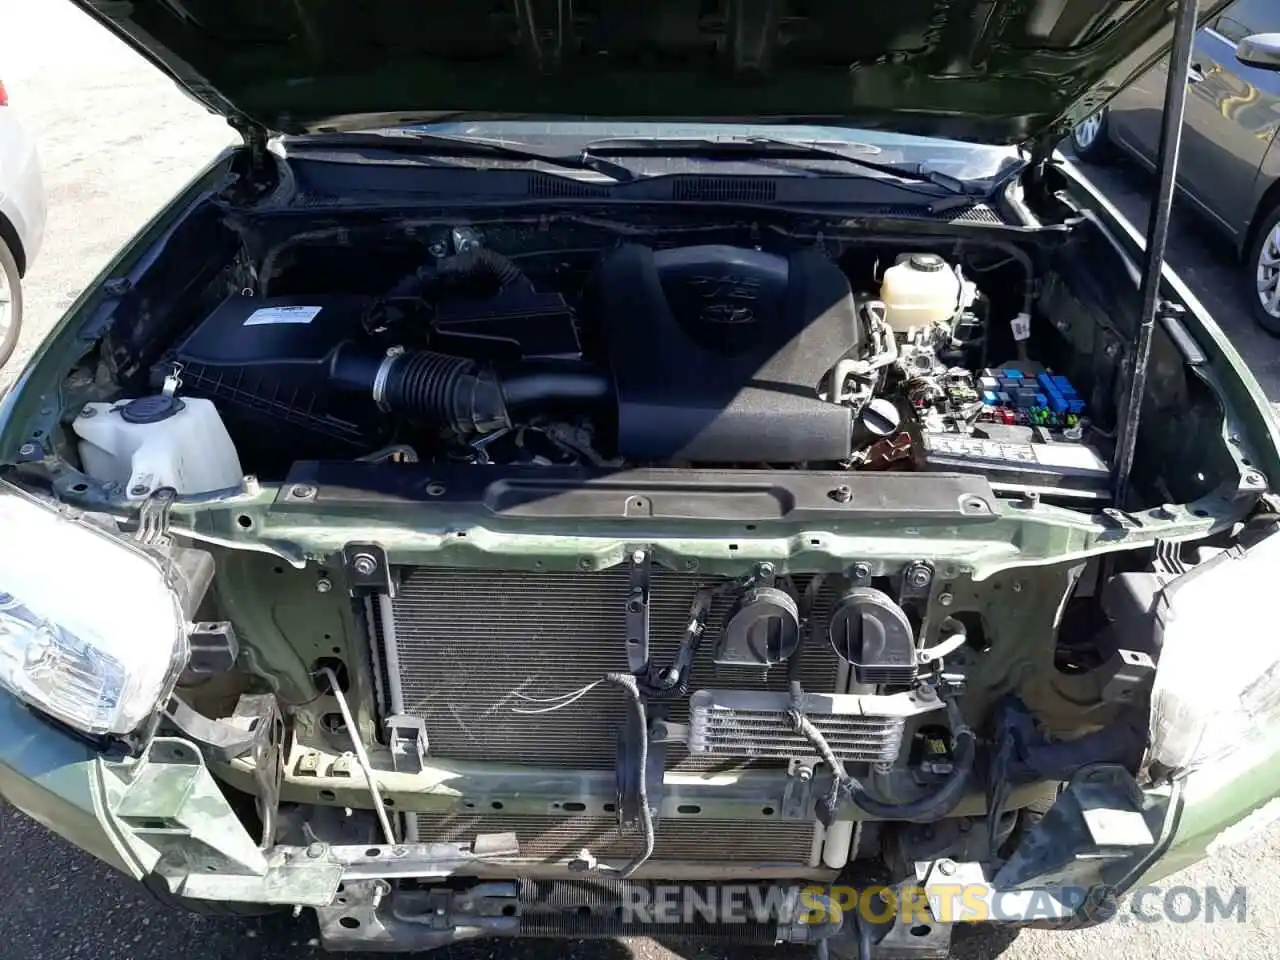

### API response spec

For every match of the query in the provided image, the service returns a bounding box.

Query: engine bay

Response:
[4,146,1273,956]
[80,223,1116,508]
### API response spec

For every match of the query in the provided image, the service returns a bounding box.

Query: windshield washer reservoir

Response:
[73,396,243,498]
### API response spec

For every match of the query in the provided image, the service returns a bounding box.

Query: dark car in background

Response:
[1071,0,1280,333]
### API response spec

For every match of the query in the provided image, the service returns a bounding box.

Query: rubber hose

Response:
[330,345,612,435]
[383,263,437,302]
[841,725,976,823]
[383,350,509,434]
[500,363,615,415]
[367,250,531,332]
[434,248,526,293]
[789,683,975,824]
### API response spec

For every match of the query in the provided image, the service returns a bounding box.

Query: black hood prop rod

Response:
[1112,0,1200,506]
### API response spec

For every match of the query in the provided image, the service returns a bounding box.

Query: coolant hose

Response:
[841,720,976,823]
[788,683,975,825]
[330,345,612,434]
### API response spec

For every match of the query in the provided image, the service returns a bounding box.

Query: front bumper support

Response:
[0,694,1187,956]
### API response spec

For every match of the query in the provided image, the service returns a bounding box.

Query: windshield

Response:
[383,121,1021,183]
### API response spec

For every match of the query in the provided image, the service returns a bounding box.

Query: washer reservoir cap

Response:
[119,395,186,424]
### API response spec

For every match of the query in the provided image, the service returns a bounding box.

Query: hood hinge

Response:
[1029,129,1060,170]
[223,118,278,199]
[232,119,271,167]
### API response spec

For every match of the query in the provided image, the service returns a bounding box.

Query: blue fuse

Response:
[1002,368,1025,379]
[982,391,999,405]
[1068,399,1086,414]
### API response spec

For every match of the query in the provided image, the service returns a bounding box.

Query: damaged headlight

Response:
[1147,530,1280,775]
[0,482,188,735]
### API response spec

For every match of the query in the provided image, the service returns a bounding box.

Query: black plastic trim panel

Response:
[275,463,997,522]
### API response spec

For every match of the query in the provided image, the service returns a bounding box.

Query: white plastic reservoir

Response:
[879,252,963,334]
[73,396,243,499]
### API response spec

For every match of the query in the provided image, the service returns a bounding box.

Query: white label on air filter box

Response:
[243,305,322,326]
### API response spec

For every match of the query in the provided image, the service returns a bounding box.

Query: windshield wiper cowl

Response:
[579,135,973,196]
[281,131,638,183]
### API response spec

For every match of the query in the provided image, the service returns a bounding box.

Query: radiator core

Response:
[386,567,844,772]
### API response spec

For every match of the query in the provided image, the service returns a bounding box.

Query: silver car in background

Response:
[0,74,46,368]
[1070,0,1280,334]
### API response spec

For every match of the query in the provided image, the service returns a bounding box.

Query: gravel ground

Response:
[1,4,1279,960]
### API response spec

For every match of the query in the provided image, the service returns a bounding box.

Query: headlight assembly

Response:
[0,482,189,735]
[1147,529,1280,775]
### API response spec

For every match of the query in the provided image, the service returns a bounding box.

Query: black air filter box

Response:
[154,293,382,456]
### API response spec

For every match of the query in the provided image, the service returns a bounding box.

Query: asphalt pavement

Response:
[1,3,1279,960]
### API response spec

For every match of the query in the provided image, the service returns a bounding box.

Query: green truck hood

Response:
[78,0,1229,146]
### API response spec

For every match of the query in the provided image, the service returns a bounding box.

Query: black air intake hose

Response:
[384,248,527,304]
[330,345,612,434]
[367,249,531,331]
[436,248,526,292]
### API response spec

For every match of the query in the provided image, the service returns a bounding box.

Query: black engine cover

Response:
[596,244,861,462]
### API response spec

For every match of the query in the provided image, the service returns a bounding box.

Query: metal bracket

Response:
[386,714,429,773]
[113,736,271,883]
[616,713,665,826]
[1098,649,1156,704]
[160,692,281,765]
[1152,538,1189,576]
[1100,507,1143,532]
[181,621,239,682]
[847,561,872,586]
[782,759,816,820]
[450,225,483,254]
[626,546,652,674]
[249,700,284,849]
[899,560,934,602]
[343,543,394,597]
[160,362,184,397]
[995,763,1157,891]
[876,898,955,959]
[648,720,688,744]
[134,487,177,546]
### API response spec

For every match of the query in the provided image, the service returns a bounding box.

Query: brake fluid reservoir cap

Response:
[119,395,186,424]
[908,253,946,272]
